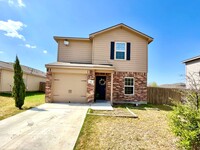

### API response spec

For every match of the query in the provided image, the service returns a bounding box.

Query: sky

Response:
[0,0,200,85]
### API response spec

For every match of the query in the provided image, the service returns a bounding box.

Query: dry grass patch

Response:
[75,104,179,150]
[0,92,45,120]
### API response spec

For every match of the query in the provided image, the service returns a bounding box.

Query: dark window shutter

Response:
[127,42,131,60]
[110,42,115,60]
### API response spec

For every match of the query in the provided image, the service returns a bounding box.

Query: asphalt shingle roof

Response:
[0,61,46,77]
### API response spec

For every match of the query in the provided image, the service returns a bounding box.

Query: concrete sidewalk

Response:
[0,103,89,150]
[90,100,113,110]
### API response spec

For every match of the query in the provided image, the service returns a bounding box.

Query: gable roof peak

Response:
[89,23,153,43]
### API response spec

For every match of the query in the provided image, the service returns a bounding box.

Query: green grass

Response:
[0,92,45,120]
[75,104,179,150]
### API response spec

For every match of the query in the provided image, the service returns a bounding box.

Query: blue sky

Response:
[0,0,200,85]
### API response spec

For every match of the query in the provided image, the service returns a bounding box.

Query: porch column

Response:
[87,70,95,102]
[45,70,53,103]
[110,72,113,105]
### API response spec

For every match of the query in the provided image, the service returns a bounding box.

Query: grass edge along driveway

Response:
[0,92,45,120]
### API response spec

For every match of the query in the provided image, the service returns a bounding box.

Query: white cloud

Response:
[43,50,47,54]
[25,44,36,49]
[0,20,26,41]
[8,0,14,5]
[17,0,25,7]
[0,51,4,53]
[8,0,25,7]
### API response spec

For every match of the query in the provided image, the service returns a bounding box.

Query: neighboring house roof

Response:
[54,23,153,43]
[0,61,46,77]
[182,55,200,64]
[159,83,186,89]
[46,62,115,71]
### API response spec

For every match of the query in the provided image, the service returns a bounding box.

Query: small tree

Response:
[12,56,26,109]
[171,73,200,149]
[149,81,158,87]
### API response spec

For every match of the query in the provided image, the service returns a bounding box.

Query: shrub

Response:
[171,104,200,149]
[12,56,26,109]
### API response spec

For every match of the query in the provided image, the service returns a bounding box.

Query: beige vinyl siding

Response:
[0,69,46,92]
[0,70,13,92]
[92,27,148,72]
[51,68,88,74]
[185,59,200,89]
[24,74,46,91]
[58,40,92,63]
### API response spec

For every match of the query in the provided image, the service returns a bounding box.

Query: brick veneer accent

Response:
[87,70,95,102]
[45,71,53,102]
[106,75,111,100]
[113,71,147,102]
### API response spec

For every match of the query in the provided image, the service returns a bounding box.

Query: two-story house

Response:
[45,23,153,104]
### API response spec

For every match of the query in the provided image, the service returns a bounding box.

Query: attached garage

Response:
[45,62,115,103]
[52,73,87,103]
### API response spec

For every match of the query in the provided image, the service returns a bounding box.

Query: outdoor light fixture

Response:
[64,40,69,46]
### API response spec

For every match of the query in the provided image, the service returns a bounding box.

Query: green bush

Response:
[171,104,200,149]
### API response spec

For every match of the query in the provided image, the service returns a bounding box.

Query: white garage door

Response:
[53,73,87,103]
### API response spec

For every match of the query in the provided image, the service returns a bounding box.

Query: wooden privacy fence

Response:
[39,82,46,92]
[147,87,182,105]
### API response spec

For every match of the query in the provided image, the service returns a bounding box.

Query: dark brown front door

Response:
[95,76,106,100]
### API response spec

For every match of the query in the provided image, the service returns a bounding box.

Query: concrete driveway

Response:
[0,103,89,150]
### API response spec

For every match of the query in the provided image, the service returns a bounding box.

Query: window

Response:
[110,42,131,60]
[124,77,134,95]
[115,42,126,60]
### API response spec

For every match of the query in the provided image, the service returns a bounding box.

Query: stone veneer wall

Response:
[87,70,95,102]
[45,71,53,103]
[113,71,147,102]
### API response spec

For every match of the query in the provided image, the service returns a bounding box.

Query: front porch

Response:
[87,70,114,104]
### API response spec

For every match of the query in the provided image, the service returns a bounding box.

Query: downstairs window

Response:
[124,77,134,95]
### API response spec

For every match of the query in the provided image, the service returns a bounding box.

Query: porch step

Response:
[89,101,113,111]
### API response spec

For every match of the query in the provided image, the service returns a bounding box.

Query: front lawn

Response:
[0,92,45,120]
[75,104,179,150]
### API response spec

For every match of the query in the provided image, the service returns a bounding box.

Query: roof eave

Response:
[53,36,90,42]
[45,64,115,71]
[182,56,200,64]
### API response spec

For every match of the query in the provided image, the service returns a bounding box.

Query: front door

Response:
[95,76,106,100]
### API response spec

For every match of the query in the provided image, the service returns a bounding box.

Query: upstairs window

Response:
[115,42,126,60]
[110,42,131,60]
[124,77,134,95]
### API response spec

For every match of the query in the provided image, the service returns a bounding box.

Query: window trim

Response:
[124,77,134,95]
[115,42,126,60]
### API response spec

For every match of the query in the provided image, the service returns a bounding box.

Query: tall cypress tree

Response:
[12,56,26,109]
